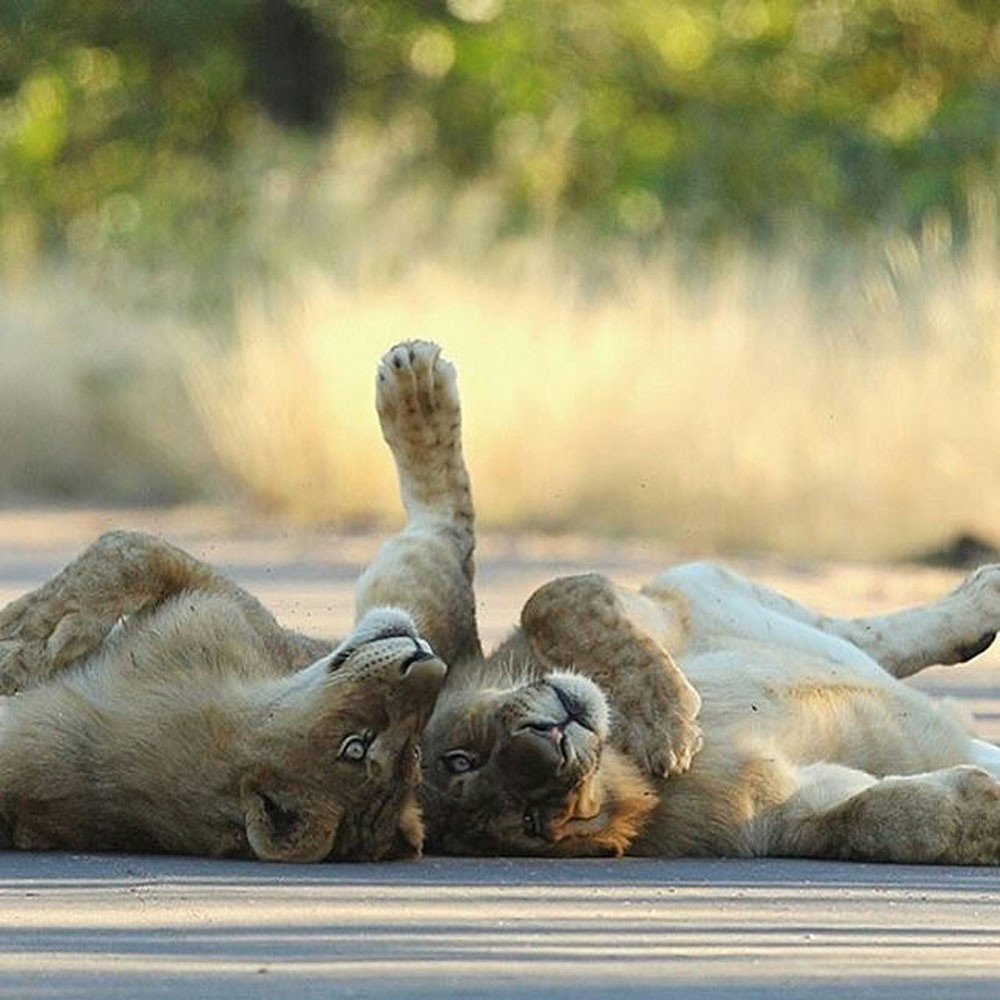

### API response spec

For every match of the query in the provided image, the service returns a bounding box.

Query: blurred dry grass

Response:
[0,280,212,504]
[187,211,1000,559]
[3,202,999,560]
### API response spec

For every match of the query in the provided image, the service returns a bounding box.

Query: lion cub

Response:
[0,531,445,861]
[362,339,1000,865]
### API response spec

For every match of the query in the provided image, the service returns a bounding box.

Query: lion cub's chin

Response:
[545,749,659,857]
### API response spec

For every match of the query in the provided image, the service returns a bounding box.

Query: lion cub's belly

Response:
[683,642,973,775]
[630,644,977,858]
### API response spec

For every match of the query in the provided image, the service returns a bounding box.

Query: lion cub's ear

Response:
[240,771,341,862]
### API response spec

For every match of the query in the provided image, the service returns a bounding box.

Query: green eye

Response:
[339,734,370,762]
[443,750,477,774]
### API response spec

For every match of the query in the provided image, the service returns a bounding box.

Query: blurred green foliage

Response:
[1,0,998,299]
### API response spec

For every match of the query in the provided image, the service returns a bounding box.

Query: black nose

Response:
[400,647,434,673]
[550,683,596,732]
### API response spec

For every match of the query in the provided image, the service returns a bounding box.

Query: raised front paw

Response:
[377,340,460,453]
[376,341,471,520]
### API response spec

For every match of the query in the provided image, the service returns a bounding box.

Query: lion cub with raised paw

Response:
[364,339,1000,864]
[0,531,445,861]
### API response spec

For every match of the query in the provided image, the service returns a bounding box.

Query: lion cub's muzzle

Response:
[502,679,604,794]
[390,646,447,725]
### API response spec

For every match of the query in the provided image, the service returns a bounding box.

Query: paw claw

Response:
[621,713,702,780]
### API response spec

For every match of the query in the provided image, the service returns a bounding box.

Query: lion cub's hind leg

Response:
[827,563,1000,678]
[777,763,1000,865]
[970,738,1000,779]
[518,573,703,778]
[645,561,1000,678]
[356,341,481,667]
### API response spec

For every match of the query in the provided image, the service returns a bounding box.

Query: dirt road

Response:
[0,507,997,997]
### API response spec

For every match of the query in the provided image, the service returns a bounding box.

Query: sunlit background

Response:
[1,0,998,558]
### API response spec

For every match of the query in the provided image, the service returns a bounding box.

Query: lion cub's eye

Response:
[442,750,477,774]
[523,809,541,838]
[339,732,373,762]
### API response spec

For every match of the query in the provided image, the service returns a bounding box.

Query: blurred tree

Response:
[246,0,343,128]
[393,0,1000,240]
[0,0,997,296]
[0,0,346,298]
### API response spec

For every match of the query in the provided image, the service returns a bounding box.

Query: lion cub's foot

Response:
[840,561,1000,679]
[0,639,39,695]
[608,661,702,778]
[616,694,703,779]
[946,563,1000,662]
[377,341,472,524]
[522,574,703,780]
[824,765,1000,864]
[0,539,132,690]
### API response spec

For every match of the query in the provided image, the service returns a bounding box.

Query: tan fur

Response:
[368,340,1000,865]
[0,532,446,861]
[355,341,481,670]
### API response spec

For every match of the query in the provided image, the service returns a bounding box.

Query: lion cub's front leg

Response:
[520,573,703,778]
[355,341,481,667]
[0,530,290,693]
[0,531,211,693]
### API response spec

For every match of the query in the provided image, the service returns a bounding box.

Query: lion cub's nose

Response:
[397,649,447,707]
[400,646,436,674]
